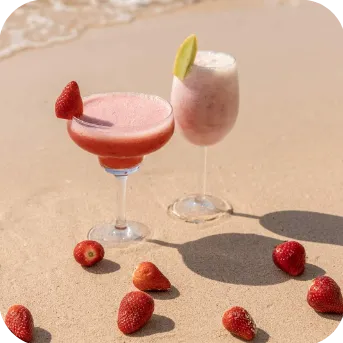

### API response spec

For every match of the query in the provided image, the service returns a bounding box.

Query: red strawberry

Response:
[133,262,171,291]
[117,291,154,334]
[222,306,257,341]
[272,240,306,276]
[307,276,343,314]
[5,305,34,342]
[73,240,105,267]
[55,81,83,119]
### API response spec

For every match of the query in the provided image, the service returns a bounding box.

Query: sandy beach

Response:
[0,1,343,342]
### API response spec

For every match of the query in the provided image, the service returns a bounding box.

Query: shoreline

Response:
[0,0,296,62]
[0,0,233,62]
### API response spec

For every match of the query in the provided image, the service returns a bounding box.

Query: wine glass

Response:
[168,51,239,223]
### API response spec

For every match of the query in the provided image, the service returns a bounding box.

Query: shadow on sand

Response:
[82,259,120,274]
[149,233,325,286]
[130,314,175,337]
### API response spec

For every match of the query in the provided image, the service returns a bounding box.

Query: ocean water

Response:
[0,0,301,61]
[0,0,201,60]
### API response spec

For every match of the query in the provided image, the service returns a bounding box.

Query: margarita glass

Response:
[67,92,174,246]
[169,51,239,223]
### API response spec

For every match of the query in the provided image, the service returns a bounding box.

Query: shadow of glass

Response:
[33,327,52,343]
[130,314,175,337]
[148,233,325,286]
[82,259,120,274]
[257,211,343,246]
[147,286,180,301]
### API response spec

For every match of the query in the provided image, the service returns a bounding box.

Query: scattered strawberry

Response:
[117,291,154,334]
[307,276,343,314]
[5,305,34,342]
[133,262,171,291]
[222,306,257,341]
[73,240,104,267]
[272,240,306,276]
[55,81,83,119]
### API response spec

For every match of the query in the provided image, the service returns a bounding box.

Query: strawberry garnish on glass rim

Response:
[55,81,83,120]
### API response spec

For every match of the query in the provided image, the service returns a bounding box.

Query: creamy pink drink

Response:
[168,50,239,223]
[171,51,239,146]
[67,92,174,170]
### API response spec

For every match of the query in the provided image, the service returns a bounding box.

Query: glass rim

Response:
[71,92,174,130]
[194,50,237,70]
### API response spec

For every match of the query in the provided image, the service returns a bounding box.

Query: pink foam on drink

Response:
[67,92,174,169]
[82,93,171,131]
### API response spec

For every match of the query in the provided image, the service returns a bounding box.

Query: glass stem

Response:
[202,146,208,198]
[115,175,128,230]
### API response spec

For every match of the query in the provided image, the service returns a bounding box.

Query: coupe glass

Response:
[67,92,174,246]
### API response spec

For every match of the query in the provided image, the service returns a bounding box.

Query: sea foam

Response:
[0,0,194,60]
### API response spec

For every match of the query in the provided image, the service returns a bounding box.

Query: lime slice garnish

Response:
[173,34,198,81]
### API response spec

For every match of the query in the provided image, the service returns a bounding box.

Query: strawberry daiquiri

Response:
[55,82,174,247]
[168,34,239,223]
[67,92,174,170]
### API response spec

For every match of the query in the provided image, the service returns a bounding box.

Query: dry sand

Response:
[0,1,343,342]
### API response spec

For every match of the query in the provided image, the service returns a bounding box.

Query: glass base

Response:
[87,222,150,248]
[168,194,232,224]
